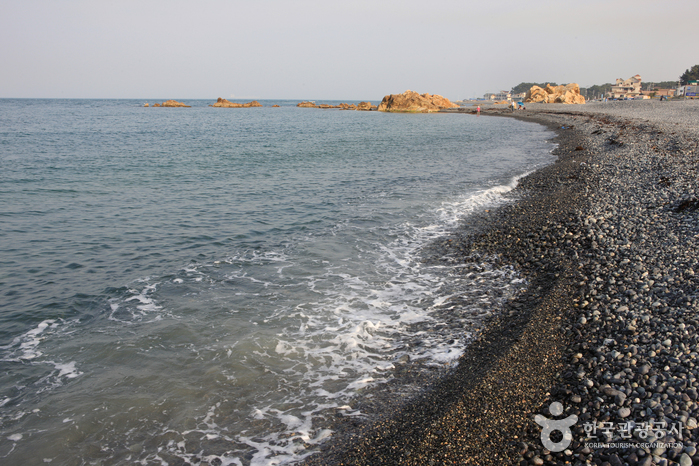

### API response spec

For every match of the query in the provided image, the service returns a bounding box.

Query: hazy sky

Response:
[2,0,697,100]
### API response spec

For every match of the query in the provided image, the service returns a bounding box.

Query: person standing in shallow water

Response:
[477,105,481,116]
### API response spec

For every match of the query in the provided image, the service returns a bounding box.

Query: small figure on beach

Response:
[476,105,480,116]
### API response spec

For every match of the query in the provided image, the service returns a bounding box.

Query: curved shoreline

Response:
[303,101,699,465]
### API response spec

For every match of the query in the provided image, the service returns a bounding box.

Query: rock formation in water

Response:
[160,100,191,107]
[297,101,317,108]
[377,90,459,112]
[356,102,377,111]
[210,98,262,108]
[524,84,585,104]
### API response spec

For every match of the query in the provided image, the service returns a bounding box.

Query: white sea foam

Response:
[109,281,168,323]
[152,174,532,465]
[0,319,59,361]
[53,361,81,379]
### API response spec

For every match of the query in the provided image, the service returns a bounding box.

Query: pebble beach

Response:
[303,100,699,465]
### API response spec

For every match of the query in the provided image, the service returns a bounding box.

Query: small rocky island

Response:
[210,98,262,108]
[145,100,191,107]
[377,90,459,112]
[296,101,377,110]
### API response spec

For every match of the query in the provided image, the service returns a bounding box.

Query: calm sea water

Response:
[0,99,554,465]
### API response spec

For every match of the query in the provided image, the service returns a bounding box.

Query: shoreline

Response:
[303,101,699,465]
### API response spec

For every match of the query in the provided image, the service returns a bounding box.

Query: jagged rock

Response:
[161,100,191,107]
[210,98,261,108]
[377,90,458,112]
[297,101,317,108]
[143,103,149,107]
[525,84,585,104]
[357,101,376,111]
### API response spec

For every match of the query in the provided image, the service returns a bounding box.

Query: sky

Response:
[1,0,698,101]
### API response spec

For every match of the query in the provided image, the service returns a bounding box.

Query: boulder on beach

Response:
[297,101,317,108]
[210,98,262,108]
[377,90,459,113]
[525,84,585,104]
[161,100,191,107]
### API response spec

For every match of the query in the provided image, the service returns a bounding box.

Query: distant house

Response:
[484,91,512,101]
[609,74,642,99]
[640,88,675,99]
[655,88,676,98]
[679,82,699,97]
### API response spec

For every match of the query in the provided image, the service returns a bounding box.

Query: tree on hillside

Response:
[680,65,699,85]
[642,81,679,90]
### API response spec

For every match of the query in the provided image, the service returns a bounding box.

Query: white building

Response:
[609,75,642,99]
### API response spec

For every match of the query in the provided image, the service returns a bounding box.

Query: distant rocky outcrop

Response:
[145,100,190,107]
[161,100,191,107]
[377,90,459,112]
[356,101,377,111]
[297,102,366,110]
[525,84,585,104]
[210,98,262,108]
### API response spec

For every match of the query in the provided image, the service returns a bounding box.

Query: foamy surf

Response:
[142,174,536,465]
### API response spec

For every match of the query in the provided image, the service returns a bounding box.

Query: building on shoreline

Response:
[678,81,699,97]
[484,91,511,101]
[609,74,642,99]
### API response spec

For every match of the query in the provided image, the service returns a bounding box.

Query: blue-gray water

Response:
[0,99,554,465]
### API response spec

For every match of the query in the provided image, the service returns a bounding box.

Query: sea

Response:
[0,99,555,465]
